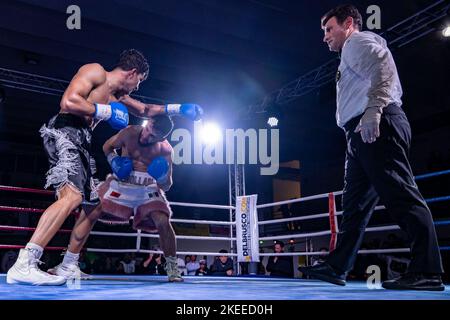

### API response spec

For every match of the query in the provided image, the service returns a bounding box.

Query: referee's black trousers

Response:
[327,104,444,275]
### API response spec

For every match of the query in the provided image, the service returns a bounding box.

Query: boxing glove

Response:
[94,102,129,130]
[107,153,133,180]
[147,156,169,184]
[165,103,203,121]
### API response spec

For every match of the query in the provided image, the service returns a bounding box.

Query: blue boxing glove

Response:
[107,153,133,180]
[165,103,203,121]
[147,156,169,184]
[94,102,129,130]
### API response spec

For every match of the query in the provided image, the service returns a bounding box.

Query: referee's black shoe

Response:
[298,263,346,286]
[382,273,445,291]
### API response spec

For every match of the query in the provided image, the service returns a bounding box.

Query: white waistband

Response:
[120,171,156,187]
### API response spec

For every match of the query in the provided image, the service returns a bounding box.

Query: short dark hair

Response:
[321,4,363,31]
[219,249,228,254]
[274,240,284,248]
[152,114,174,139]
[115,49,149,80]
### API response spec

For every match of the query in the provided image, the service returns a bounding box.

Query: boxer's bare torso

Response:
[120,126,172,172]
[59,63,131,127]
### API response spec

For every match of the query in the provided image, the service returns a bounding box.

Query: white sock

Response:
[62,250,80,266]
[25,242,44,260]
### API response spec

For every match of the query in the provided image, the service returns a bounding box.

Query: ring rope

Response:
[0,185,54,195]
[414,169,450,180]
[0,225,72,233]
[1,168,449,263]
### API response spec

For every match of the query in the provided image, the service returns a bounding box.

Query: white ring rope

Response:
[258,224,402,242]
[365,225,401,232]
[171,218,233,225]
[169,201,234,210]
[259,230,332,241]
[139,234,235,241]
[259,248,410,256]
[85,248,238,257]
[0,180,411,260]
[90,230,235,241]
[258,205,385,225]
[84,248,409,256]
[256,192,332,209]
[258,212,332,225]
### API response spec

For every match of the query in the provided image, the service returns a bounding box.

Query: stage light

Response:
[267,117,279,127]
[141,120,148,127]
[199,122,222,145]
[443,26,450,37]
[265,104,283,127]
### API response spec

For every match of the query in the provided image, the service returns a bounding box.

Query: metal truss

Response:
[228,163,246,273]
[227,162,246,234]
[0,67,165,104]
[250,0,450,113]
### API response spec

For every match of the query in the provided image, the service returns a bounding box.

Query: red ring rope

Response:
[0,206,45,213]
[328,193,338,252]
[0,185,54,195]
[0,244,65,251]
[0,225,72,233]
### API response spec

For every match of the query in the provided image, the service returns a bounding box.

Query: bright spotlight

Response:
[141,120,148,127]
[443,26,450,38]
[200,122,222,145]
[267,117,279,127]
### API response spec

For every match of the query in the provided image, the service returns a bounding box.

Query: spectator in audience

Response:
[195,259,209,276]
[186,255,200,276]
[266,241,294,278]
[104,256,115,274]
[93,254,114,274]
[210,249,234,276]
[177,255,187,276]
[78,251,92,275]
[117,253,136,274]
[1,250,18,273]
[141,253,166,275]
[281,202,300,231]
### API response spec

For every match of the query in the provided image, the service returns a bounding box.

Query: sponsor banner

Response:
[235,195,259,262]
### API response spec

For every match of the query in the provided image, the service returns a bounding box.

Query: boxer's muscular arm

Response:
[60,63,106,116]
[118,95,165,118]
[103,129,126,157]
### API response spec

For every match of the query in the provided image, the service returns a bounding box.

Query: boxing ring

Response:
[1,169,450,300]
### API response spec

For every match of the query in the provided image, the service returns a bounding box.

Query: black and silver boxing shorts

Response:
[39,113,99,205]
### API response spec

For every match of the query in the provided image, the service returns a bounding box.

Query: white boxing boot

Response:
[47,263,92,280]
[7,249,66,285]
